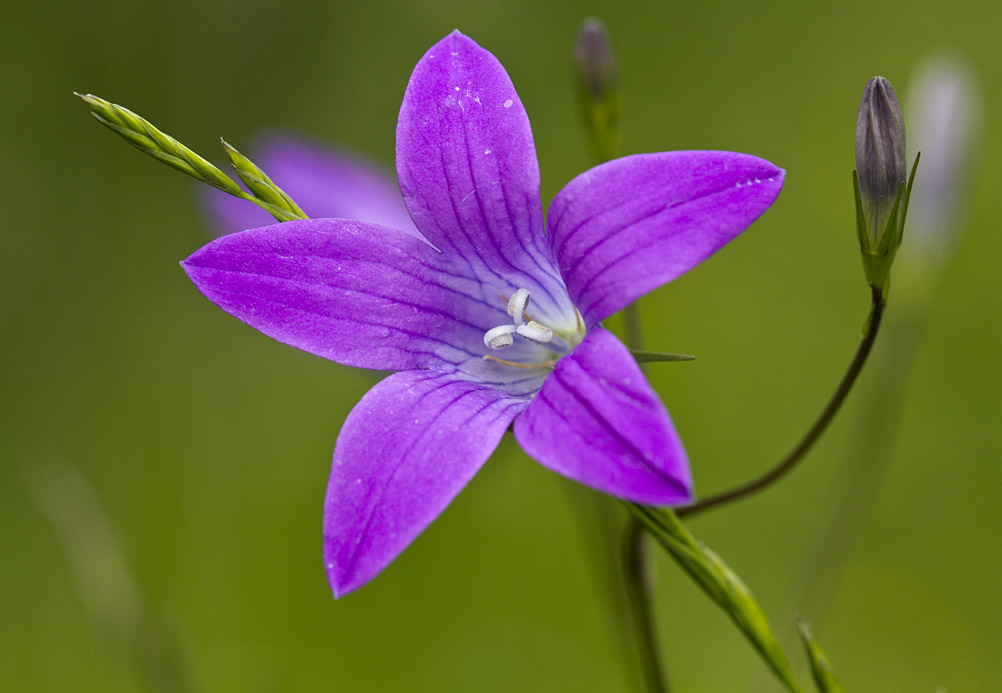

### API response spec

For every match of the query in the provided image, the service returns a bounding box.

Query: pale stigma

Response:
[507,288,530,325]
[484,324,518,349]
[516,320,553,344]
[483,289,558,352]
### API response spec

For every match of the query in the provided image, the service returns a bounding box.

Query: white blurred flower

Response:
[903,54,983,260]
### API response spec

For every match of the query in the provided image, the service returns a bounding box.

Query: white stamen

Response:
[507,288,530,325]
[484,324,517,349]
[516,320,553,344]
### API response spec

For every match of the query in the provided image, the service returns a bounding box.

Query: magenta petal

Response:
[395,31,568,318]
[514,328,692,505]
[549,151,784,325]
[203,134,421,239]
[182,218,489,371]
[324,370,526,597]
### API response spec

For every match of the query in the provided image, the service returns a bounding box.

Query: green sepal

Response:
[852,169,869,253]
[849,157,917,292]
[222,139,306,220]
[898,151,921,243]
[630,350,697,363]
[796,618,845,693]
[854,152,920,293]
[627,504,802,692]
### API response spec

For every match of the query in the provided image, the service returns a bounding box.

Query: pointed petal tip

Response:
[322,371,522,600]
[179,256,197,280]
[550,150,787,324]
[429,29,469,50]
[326,562,358,599]
[515,329,695,506]
[435,29,477,55]
[771,164,786,187]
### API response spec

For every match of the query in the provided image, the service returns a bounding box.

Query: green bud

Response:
[221,139,307,221]
[77,93,307,223]
[76,93,244,197]
[574,18,620,163]
[852,76,918,292]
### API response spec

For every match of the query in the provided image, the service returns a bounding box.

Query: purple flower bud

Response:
[855,76,907,244]
[574,18,617,100]
[574,19,620,163]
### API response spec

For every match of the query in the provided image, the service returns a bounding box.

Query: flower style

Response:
[181,31,784,597]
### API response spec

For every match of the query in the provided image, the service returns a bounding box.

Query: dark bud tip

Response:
[575,18,618,100]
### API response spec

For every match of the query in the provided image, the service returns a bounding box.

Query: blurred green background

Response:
[3,0,999,690]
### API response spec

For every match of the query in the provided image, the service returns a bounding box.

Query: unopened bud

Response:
[853,76,916,291]
[575,18,617,100]
[574,18,620,163]
[856,77,906,243]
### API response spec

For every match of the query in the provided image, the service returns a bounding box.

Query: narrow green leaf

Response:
[630,350,697,363]
[627,503,802,693]
[796,618,845,693]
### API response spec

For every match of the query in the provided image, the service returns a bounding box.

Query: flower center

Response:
[482,289,578,369]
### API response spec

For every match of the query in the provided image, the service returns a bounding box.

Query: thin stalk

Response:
[624,302,645,354]
[621,300,670,691]
[624,516,669,693]
[790,306,922,627]
[678,285,885,517]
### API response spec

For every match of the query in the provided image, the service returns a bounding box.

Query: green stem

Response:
[624,516,669,693]
[620,299,671,691]
[678,285,885,517]
[624,302,645,355]
[791,304,922,628]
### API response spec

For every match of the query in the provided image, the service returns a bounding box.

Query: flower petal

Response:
[324,369,526,597]
[203,134,421,239]
[181,218,491,371]
[395,31,573,328]
[548,151,784,325]
[513,328,692,505]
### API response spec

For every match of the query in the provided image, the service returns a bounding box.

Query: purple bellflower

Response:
[182,32,784,597]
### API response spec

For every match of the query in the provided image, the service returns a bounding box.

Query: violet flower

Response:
[182,31,784,597]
